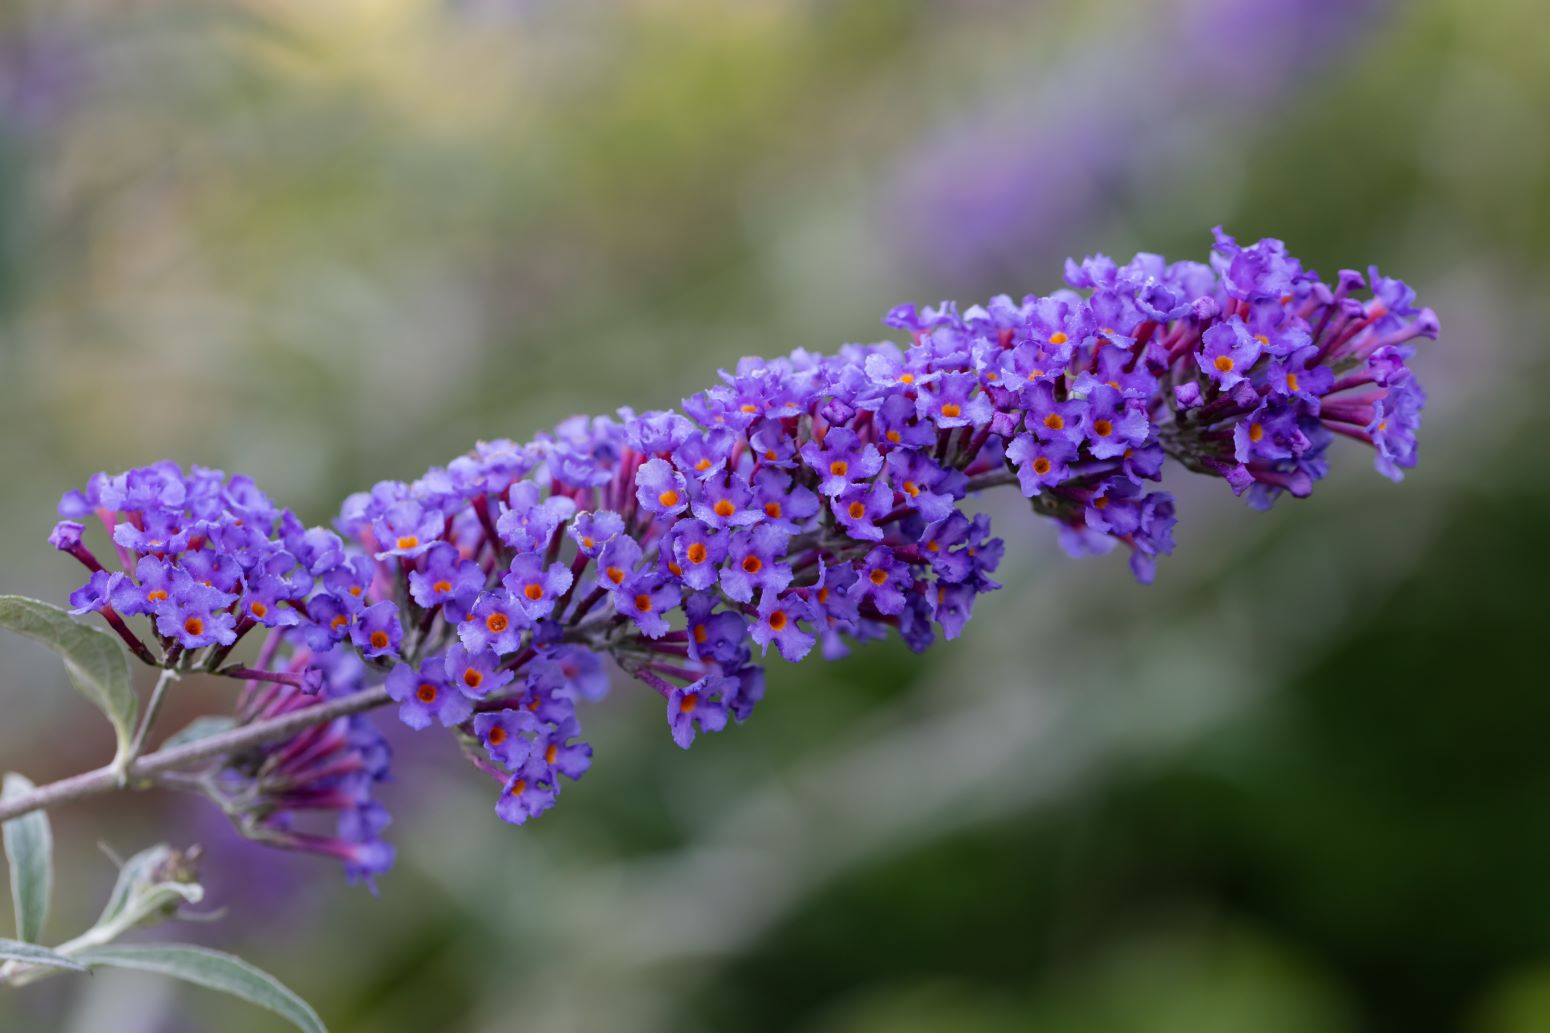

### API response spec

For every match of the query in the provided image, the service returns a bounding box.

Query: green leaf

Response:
[0,937,88,973]
[0,596,138,760]
[160,715,237,751]
[2,774,52,942]
[95,844,202,931]
[77,945,326,1033]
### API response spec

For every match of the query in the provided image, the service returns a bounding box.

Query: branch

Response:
[0,686,392,824]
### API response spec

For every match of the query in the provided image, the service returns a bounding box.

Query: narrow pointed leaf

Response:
[0,596,137,758]
[76,945,326,1033]
[2,774,53,942]
[0,937,88,973]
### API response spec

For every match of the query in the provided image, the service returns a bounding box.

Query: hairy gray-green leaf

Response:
[2,774,52,942]
[160,715,236,751]
[77,945,325,1033]
[0,937,88,973]
[0,595,138,759]
[95,844,203,932]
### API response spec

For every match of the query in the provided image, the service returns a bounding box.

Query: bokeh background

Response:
[2,0,1548,1030]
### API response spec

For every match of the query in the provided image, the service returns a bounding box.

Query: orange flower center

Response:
[687,542,708,565]
[941,402,961,419]
[1044,413,1064,431]
[885,430,901,444]
[432,579,452,594]
[1286,372,1300,392]
[545,743,558,765]
[829,460,848,477]
[250,601,268,618]
[768,610,788,631]
[847,501,866,519]
[489,725,507,745]
[693,623,708,644]
[742,555,763,574]
[764,502,782,519]
[522,583,544,602]
[634,593,652,612]
[658,489,680,508]
[488,612,511,632]
[369,630,390,650]
[396,535,419,551]
[679,692,699,714]
[695,458,712,472]
[1049,332,1068,345]
[1249,423,1264,443]
[713,499,735,518]
[606,566,625,585]
[1214,355,1235,373]
[869,568,888,586]
[147,589,169,603]
[1093,418,1113,437]
[183,616,204,636]
[463,668,483,690]
[1032,457,1052,476]
[416,683,438,704]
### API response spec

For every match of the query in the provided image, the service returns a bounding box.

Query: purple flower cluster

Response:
[220,646,393,887]
[51,229,1435,866]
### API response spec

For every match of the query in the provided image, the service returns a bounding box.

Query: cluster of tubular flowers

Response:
[52,229,1436,878]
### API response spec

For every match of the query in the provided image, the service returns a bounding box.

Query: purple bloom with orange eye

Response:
[1234,403,1307,464]
[1267,345,1334,402]
[68,570,120,615]
[300,593,355,650]
[802,428,883,497]
[747,419,799,468]
[372,499,444,560]
[568,510,624,558]
[528,717,593,782]
[719,524,793,603]
[495,762,559,825]
[445,642,514,699]
[684,594,748,665]
[240,574,301,628]
[349,601,402,660]
[155,581,238,650]
[918,371,993,429]
[178,546,246,595]
[473,708,542,766]
[1081,384,1149,460]
[690,475,761,531]
[751,588,815,662]
[885,450,961,526]
[497,482,576,553]
[1005,434,1076,497]
[111,510,193,556]
[626,409,696,455]
[854,547,907,616]
[323,555,374,609]
[1082,477,1149,538]
[1198,319,1263,391]
[594,534,643,593]
[831,480,892,542]
[613,572,679,638]
[667,520,726,591]
[635,457,690,518]
[1023,380,1085,445]
[674,427,738,480]
[502,554,573,622]
[385,658,472,731]
[667,675,731,749]
[459,591,528,655]
[1368,377,1425,482]
[750,467,819,531]
[874,393,938,450]
[109,555,177,617]
[408,542,482,615]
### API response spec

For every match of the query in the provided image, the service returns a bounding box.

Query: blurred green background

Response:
[2,0,1547,1030]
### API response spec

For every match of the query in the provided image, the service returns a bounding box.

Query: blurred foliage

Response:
[1,0,1547,1030]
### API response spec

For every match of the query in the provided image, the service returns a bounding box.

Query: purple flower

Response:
[372,500,444,560]
[444,643,514,699]
[612,573,679,639]
[154,580,238,650]
[801,428,882,497]
[408,542,483,616]
[1080,384,1149,460]
[690,475,761,530]
[497,483,576,553]
[502,554,573,622]
[495,762,560,825]
[751,589,816,662]
[1005,434,1076,497]
[528,717,593,782]
[750,467,820,531]
[1022,380,1085,445]
[386,659,473,730]
[831,480,892,542]
[635,458,690,518]
[459,591,528,655]
[568,510,624,557]
[1198,319,1263,390]
[918,372,993,429]
[719,524,794,603]
[853,547,908,616]
[473,708,542,767]
[68,570,120,615]
[349,601,402,660]
[667,676,731,749]
[667,520,727,591]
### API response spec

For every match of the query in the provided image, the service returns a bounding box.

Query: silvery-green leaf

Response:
[95,844,204,934]
[0,937,87,973]
[0,596,138,759]
[78,945,325,1033]
[2,774,52,942]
